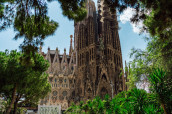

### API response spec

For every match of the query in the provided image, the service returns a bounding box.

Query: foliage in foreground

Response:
[65,88,163,114]
[0,0,86,56]
[65,68,171,114]
[0,50,51,114]
[148,68,172,114]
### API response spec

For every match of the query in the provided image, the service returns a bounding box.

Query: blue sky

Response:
[0,0,147,67]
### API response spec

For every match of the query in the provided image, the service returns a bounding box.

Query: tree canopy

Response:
[105,0,172,39]
[65,88,163,114]
[0,50,51,114]
[0,0,87,58]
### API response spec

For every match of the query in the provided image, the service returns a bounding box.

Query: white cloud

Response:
[131,21,144,34]
[119,7,143,34]
[120,7,135,24]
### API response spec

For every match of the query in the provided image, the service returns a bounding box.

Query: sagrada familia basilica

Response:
[39,0,128,110]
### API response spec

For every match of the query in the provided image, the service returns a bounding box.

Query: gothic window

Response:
[115,66,117,72]
[53,91,58,96]
[102,74,107,82]
[92,48,94,60]
[118,56,119,65]
[82,27,84,48]
[85,28,88,46]
[62,91,67,97]
[90,49,91,61]
[72,91,75,97]
[64,79,67,83]
[100,87,108,99]
[55,78,57,82]
[79,30,81,49]
[71,66,74,71]
[78,55,80,66]
[69,80,72,84]
[88,87,91,93]
[82,54,84,65]
[80,54,81,66]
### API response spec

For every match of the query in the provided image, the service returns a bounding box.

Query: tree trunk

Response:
[13,97,18,114]
[161,103,167,114]
[6,84,17,114]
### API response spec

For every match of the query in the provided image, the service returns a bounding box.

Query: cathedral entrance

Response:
[100,87,108,99]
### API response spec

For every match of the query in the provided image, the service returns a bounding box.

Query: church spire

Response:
[86,0,96,17]
[69,35,73,56]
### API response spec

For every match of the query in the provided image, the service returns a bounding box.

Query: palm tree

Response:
[148,68,172,114]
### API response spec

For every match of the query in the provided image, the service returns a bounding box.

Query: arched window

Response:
[100,87,108,99]
[64,79,67,83]
[62,91,67,97]
[53,91,58,96]
[71,66,74,71]
[102,74,107,82]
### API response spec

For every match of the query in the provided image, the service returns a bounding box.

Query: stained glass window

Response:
[62,91,67,96]
[53,91,57,96]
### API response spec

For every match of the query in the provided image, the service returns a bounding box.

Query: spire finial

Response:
[70,35,73,45]
[69,35,74,56]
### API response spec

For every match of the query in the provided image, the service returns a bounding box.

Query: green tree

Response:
[0,0,86,56]
[148,68,172,114]
[0,50,51,114]
[12,73,51,114]
[128,32,172,90]
[65,89,163,114]
[105,0,172,40]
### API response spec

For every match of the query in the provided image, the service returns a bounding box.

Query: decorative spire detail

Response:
[69,35,74,56]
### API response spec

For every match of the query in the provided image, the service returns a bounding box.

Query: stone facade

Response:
[40,0,127,110]
[39,39,76,110]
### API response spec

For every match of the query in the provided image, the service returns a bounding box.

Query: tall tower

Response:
[74,0,97,101]
[96,0,124,97]
[74,0,125,101]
